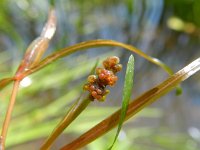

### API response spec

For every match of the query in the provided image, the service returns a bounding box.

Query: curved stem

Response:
[0,81,20,150]
[0,40,173,91]
[23,39,173,77]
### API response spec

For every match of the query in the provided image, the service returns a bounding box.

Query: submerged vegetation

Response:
[0,0,200,150]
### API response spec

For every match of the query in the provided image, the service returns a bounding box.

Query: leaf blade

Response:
[109,55,134,149]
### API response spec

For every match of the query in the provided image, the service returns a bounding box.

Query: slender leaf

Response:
[23,40,173,78]
[109,55,134,149]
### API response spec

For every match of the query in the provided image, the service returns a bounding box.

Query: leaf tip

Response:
[176,86,183,96]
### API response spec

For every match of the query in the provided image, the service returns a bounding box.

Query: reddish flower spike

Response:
[83,56,122,102]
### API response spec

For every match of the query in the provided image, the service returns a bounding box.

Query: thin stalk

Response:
[40,94,91,150]
[0,81,20,150]
[60,57,200,150]
[0,40,173,90]
[0,78,14,90]
[23,39,173,78]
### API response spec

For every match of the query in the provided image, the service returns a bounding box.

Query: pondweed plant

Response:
[0,4,200,150]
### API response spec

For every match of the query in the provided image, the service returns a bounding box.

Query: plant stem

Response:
[60,57,200,150]
[40,94,91,150]
[0,81,20,150]
[0,78,14,90]
[23,39,173,78]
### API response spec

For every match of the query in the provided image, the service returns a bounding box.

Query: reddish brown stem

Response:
[0,81,20,150]
[0,78,14,90]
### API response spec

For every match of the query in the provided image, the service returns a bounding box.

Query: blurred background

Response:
[0,0,200,149]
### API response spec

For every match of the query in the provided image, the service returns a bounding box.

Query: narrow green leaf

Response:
[109,55,134,149]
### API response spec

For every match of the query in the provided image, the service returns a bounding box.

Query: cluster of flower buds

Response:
[83,56,122,101]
